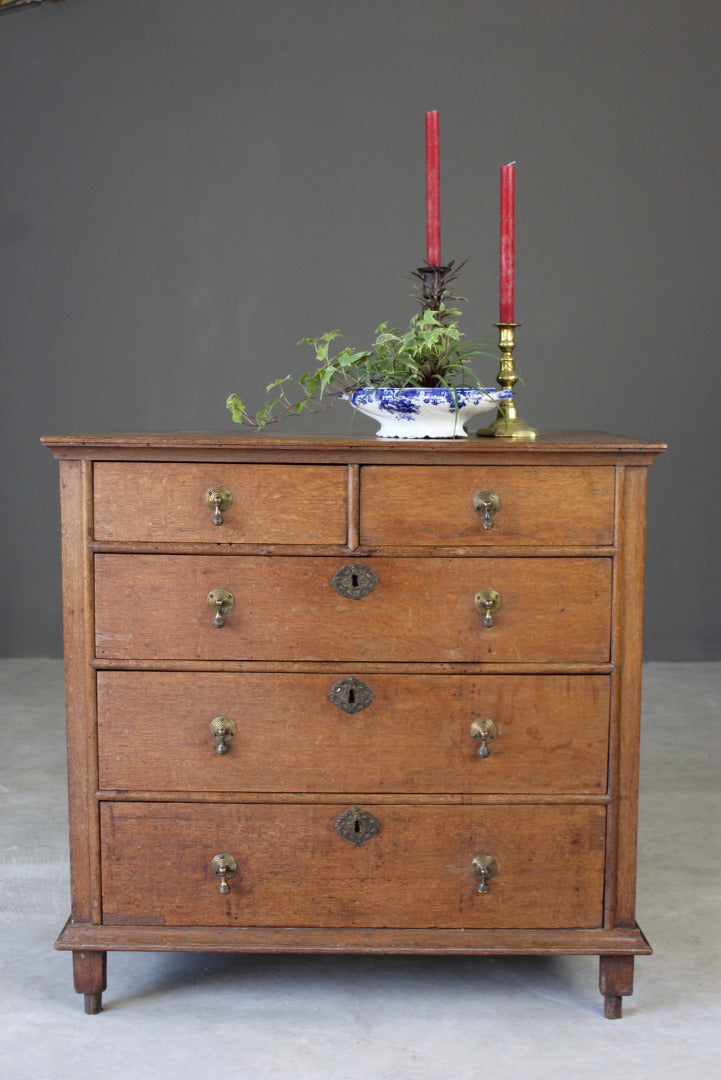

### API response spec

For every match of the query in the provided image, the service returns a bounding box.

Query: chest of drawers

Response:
[43,431,664,1017]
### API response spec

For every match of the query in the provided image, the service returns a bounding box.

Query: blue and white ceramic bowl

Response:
[341,386,513,439]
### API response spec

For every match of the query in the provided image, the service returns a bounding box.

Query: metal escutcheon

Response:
[471,854,497,894]
[207,587,234,628]
[331,563,378,600]
[210,716,237,754]
[470,718,498,758]
[474,588,501,627]
[211,853,238,894]
[206,485,233,526]
[473,490,501,530]
[334,806,381,847]
[328,677,375,715]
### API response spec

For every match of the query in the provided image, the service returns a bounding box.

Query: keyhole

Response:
[354,816,361,835]
[347,686,356,706]
[351,572,359,589]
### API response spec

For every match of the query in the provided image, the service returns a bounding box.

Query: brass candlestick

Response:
[477,322,537,439]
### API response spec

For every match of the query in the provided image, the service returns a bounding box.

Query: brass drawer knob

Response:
[473,490,501,530]
[211,853,237,894]
[474,587,501,627]
[207,587,234,628]
[205,485,233,526]
[471,854,497,894]
[210,716,237,754]
[470,718,498,758]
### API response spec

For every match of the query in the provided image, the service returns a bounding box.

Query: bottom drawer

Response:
[101,802,606,930]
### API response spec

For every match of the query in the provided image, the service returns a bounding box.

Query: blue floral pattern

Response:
[342,387,513,439]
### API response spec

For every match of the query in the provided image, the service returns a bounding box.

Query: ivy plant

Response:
[227,262,496,429]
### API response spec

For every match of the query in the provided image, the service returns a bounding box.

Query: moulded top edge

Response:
[40,430,667,463]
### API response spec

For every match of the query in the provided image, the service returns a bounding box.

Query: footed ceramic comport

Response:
[342,386,513,439]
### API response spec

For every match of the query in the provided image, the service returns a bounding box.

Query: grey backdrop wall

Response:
[1,0,718,659]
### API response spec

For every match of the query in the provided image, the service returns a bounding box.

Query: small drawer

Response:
[94,554,612,664]
[360,466,615,546]
[97,672,610,795]
[100,802,606,929]
[93,462,348,544]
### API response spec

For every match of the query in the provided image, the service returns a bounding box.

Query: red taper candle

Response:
[425,111,441,266]
[500,162,515,323]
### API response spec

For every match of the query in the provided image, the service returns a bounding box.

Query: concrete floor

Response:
[1,659,719,1080]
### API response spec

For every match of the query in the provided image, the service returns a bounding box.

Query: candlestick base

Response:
[476,322,537,439]
[478,409,537,439]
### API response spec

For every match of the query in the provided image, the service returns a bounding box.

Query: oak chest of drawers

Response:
[43,431,664,1017]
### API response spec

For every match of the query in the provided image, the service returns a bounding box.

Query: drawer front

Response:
[94,554,612,663]
[93,462,348,544]
[97,671,610,795]
[100,802,606,929]
[360,466,615,546]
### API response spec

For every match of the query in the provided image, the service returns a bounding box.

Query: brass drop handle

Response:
[473,490,501,530]
[474,588,501,627]
[206,485,233,526]
[470,718,498,758]
[210,716,237,754]
[471,854,497,894]
[211,853,237,894]
[207,587,234,628]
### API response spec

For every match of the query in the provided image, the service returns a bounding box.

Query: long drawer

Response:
[97,671,610,794]
[100,802,607,929]
[93,462,348,544]
[94,554,612,663]
[361,465,615,546]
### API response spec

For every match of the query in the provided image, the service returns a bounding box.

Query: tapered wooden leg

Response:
[72,950,107,1014]
[599,954,634,1019]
